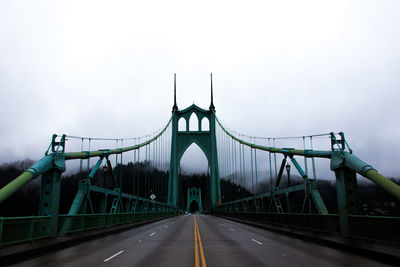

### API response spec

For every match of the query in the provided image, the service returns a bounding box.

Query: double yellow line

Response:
[193,215,207,267]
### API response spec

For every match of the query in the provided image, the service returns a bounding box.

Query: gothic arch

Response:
[168,104,221,207]
[186,187,203,213]
[178,117,186,131]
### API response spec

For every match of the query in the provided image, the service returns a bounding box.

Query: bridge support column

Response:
[331,153,360,236]
[39,154,65,237]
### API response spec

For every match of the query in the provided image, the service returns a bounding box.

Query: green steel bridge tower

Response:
[168,74,221,207]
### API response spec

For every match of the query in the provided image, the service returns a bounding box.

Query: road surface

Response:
[11,215,389,266]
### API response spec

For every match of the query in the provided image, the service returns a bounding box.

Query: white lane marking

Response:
[104,250,124,262]
[138,240,142,243]
[230,228,235,232]
[219,223,224,226]
[149,232,156,236]
[281,254,287,257]
[251,238,263,245]
[164,225,168,228]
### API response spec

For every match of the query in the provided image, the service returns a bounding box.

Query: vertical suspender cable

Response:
[242,141,246,196]
[148,141,151,197]
[157,136,159,201]
[115,139,118,187]
[233,138,237,201]
[310,136,317,181]
[268,138,273,194]
[303,136,308,177]
[80,138,84,179]
[231,137,235,202]
[137,137,141,197]
[152,138,155,195]
[228,133,232,200]
[239,140,243,198]
[250,137,254,194]
[121,139,123,192]
[255,145,259,195]
[87,138,91,174]
[133,139,136,195]
[273,138,278,181]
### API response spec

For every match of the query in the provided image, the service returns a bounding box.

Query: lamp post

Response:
[286,163,291,187]
[103,165,108,188]
[286,163,291,212]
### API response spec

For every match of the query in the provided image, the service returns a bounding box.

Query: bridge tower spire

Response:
[172,73,178,112]
[210,73,215,111]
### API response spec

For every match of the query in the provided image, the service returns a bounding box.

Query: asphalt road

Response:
[10,215,390,267]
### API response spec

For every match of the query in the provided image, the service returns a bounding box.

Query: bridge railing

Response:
[347,215,400,245]
[0,211,175,247]
[0,216,51,247]
[58,211,174,235]
[216,211,340,234]
[217,211,400,246]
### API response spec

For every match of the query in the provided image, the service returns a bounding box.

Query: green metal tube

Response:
[341,152,400,200]
[365,170,400,200]
[0,155,54,204]
[0,171,34,203]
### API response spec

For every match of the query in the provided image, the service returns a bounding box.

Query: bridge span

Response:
[10,215,389,267]
[0,81,399,266]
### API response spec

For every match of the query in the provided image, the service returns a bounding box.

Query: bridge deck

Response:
[11,215,389,266]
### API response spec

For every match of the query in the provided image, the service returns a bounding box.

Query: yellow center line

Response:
[194,215,207,267]
[194,215,199,267]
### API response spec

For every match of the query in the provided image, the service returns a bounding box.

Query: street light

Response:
[286,163,292,212]
[286,163,291,187]
[103,165,108,187]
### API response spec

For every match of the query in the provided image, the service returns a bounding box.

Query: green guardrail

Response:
[0,212,174,247]
[347,215,400,245]
[0,216,51,247]
[216,211,400,245]
[217,211,340,234]
[58,212,174,235]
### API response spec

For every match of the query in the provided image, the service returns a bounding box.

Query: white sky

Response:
[0,0,399,178]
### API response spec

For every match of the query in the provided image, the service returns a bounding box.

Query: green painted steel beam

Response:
[221,184,305,206]
[365,170,400,199]
[88,158,103,179]
[89,185,172,207]
[331,151,400,200]
[289,156,307,179]
[0,155,56,203]
[0,172,34,204]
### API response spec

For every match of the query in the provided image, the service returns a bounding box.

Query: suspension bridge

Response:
[0,74,399,266]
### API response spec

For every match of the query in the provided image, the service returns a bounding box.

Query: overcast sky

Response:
[1,1,399,178]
